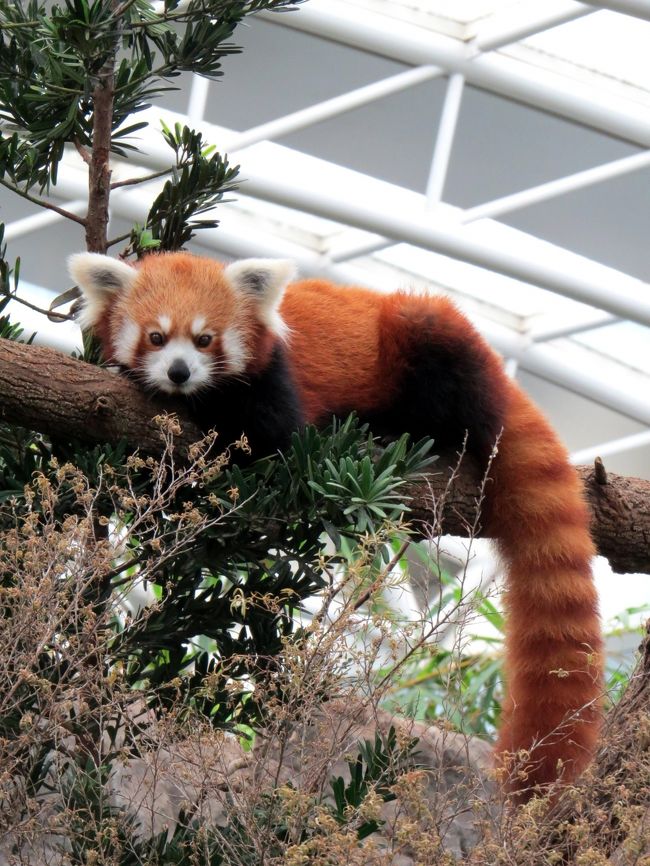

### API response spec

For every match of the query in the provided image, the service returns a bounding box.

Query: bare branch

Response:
[0,177,87,226]
[1,291,73,322]
[74,137,92,167]
[110,168,171,189]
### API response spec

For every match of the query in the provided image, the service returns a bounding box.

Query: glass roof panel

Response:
[346,0,518,24]
[521,11,650,94]
[575,322,650,376]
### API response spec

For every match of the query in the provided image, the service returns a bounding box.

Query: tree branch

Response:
[0,338,202,454]
[1,291,72,323]
[0,177,87,226]
[110,168,171,189]
[404,455,650,576]
[0,337,647,575]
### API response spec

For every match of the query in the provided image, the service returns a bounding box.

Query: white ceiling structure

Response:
[2,0,650,481]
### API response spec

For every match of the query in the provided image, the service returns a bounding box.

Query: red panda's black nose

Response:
[168,359,191,385]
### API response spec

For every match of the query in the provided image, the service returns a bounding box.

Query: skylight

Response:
[1,0,649,479]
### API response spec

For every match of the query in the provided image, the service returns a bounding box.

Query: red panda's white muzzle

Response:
[142,337,214,395]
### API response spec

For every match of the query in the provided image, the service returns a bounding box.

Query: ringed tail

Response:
[488,384,603,796]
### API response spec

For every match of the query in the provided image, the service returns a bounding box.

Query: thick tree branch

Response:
[404,455,650,576]
[0,338,202,453]
[0,338,648,574]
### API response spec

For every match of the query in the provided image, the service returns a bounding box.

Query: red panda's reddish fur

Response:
[281,277,602,795]
[77,252,603,798]
[487,386,601,791]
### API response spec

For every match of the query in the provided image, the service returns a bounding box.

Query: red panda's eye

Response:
[149,332,165,346]
[196,334,212,348]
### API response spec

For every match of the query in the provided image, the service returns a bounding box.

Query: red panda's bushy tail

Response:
[487,384,603,797]
[284,283,602,795]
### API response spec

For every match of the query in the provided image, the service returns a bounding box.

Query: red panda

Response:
[68,250,603,798]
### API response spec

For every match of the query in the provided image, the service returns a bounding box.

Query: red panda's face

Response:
[120,308,241,396]
[69,252,296,397]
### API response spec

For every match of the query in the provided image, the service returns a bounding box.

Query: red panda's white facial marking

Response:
[112,318,141,367]
[191,316,206,335]
[140,335,215,395]
[222,325,250,373]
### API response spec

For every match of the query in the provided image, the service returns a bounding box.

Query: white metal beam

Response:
[461,149,650,223]
[240,166,650,328]
[500,339,650,425]
[425,73,465,204]
[4,200,87,240]
[263,0,650,147]
[219,2,594,158]
[247,3,650,268]
[169,1,645,276]
[324,143,650,265]
[531,313,619,342]
[187,75,210,125]
[104,118,650,329]
[327,231,389,264]
[324,140,650,265]
[570,429,650,463]
[224,65,441,153]
[582,0,650,21]
[470,2,594,52]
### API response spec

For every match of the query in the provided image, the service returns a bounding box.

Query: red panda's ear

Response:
[68,253,138,329]
[224,258,295,338]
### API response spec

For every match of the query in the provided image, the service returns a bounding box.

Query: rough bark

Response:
[0,338,648,574]
[405,454,650,576]
[0,338,202,453]
[85,12,119,254]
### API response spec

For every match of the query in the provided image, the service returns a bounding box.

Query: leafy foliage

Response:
[330,726,418,840]
[0,414,434,733]
[0,223,26,342]
[0,412,433,860]
[127,122,240,255]
[41,728,421,864]
[383,550,650,740]
[0,0,302,191]
[57,762,228,864]
[381,555,505,738]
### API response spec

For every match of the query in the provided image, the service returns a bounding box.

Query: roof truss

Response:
[3,0,650,464]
